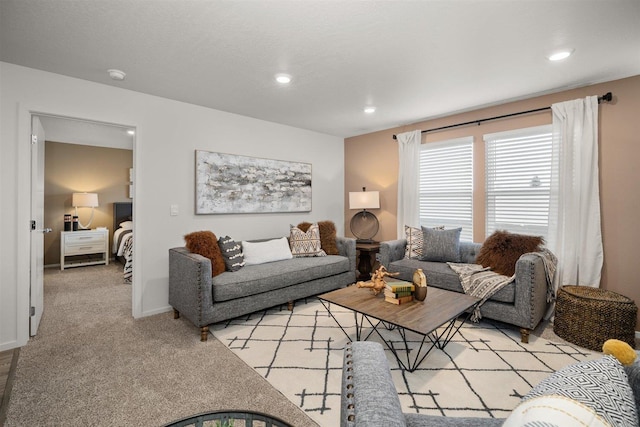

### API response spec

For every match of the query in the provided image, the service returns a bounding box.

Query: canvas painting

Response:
[195,150,312,214]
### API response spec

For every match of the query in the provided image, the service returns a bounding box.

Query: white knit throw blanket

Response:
[447,263,514,322]
[448,248,558,322]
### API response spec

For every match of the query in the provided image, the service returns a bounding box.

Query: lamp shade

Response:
[72,192,99,208]
[349,191,380,210]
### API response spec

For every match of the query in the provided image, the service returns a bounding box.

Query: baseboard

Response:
[0,347,20,426]
[140,305,173,318]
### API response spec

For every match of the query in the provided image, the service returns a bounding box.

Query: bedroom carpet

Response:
[4,264,316,427]
[212,297,597,427]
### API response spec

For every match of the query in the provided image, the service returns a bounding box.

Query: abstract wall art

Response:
[195,150,312,214]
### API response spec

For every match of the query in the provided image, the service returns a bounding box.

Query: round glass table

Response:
[163,410,293,427]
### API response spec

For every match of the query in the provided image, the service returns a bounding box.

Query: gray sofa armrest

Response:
[168,247,213,328]
[341,342,406,427]
[379,239,407,269]
[337,236,357,278]
[511,253,549,330]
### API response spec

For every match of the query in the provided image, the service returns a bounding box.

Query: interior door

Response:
[30,116,48,336]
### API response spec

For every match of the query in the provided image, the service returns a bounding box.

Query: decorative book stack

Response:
[384,281,415,304]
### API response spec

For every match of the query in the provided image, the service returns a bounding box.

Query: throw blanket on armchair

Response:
[447,263,513,322]
[448,248,558,322]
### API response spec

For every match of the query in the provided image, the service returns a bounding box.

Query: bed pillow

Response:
[421,227,461,262]
[290,223,327,257]
[242,237,293,265]
[476,230,543,277]
[297,220,339,255]
[119,220,133,230]
[504,355,638,427]
[217,236,245,272]
[184,231,226,277]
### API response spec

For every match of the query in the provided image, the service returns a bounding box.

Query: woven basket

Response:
[554,285,637,351]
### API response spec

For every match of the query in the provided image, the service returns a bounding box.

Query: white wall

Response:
[0,62,345,351]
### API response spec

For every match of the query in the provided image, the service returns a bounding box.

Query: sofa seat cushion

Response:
[212,255,350,302]
[389,259,515,304]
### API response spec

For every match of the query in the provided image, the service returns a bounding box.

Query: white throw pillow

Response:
[504,395,611,427]
[119,220,133,230]
[242,237,293,265]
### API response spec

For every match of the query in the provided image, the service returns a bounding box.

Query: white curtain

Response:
[396,130,421,238]
[548,96,603,291]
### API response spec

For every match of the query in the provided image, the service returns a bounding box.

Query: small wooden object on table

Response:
[356,265,399,295]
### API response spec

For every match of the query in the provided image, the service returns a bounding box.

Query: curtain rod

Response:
[392,92,613,140]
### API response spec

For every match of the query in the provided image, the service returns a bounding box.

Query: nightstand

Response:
[60,229,109,270]
[356,241,381,281]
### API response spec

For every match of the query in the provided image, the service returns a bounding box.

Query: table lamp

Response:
[72,192,99,229]
[349,187,380,243]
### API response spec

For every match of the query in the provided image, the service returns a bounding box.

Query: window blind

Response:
[419,137,473,241]
[484,125,552,239]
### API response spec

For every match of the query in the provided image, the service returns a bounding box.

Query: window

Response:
[484,125,552,239]
[419,137,473,241]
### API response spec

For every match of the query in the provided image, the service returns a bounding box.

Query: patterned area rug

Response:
[211,297,596,427]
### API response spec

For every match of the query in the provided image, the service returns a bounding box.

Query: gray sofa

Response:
[379,240,549,343]
[341,341,640,426]
[169,236,356,341]
[341,341,504,427]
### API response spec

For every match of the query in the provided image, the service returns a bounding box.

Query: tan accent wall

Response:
[44,141,133,265]
[345,75,640,327]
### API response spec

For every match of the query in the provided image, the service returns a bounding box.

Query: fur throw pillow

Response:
[297,220,339,255]
[184,231,226,277]
[476,230,544,277]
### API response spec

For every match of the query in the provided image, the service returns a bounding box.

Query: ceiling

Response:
[2,1,640,138]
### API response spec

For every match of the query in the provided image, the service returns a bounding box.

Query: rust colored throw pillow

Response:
[476,230,544,277]
[297,220,339,255]
[184,231,226,277]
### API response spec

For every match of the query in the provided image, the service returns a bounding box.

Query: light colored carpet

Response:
[212,297,598,426]
[5,264,317,427]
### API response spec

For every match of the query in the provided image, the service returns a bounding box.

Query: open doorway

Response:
[30,114,135,336]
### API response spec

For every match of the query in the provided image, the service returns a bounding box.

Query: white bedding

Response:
[113,227,133,256]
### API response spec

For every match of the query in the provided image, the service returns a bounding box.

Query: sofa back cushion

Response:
[421,227,462,262]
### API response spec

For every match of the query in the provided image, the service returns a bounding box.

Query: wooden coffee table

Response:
[318,284,480,372]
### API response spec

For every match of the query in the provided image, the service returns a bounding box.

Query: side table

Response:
[60,228,109,270]
[554,285,637,351]
[356,241,380,281]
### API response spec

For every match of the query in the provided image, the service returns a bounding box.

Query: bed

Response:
[113,202,133,282]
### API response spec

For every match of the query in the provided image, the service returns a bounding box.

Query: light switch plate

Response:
[170,204,179,216]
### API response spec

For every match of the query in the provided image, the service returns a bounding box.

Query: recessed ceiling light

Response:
[275,74,292,84]
[547,49,574,61]
[127,130,135,135]
[364,106,376,114]
[107,69,126,81]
